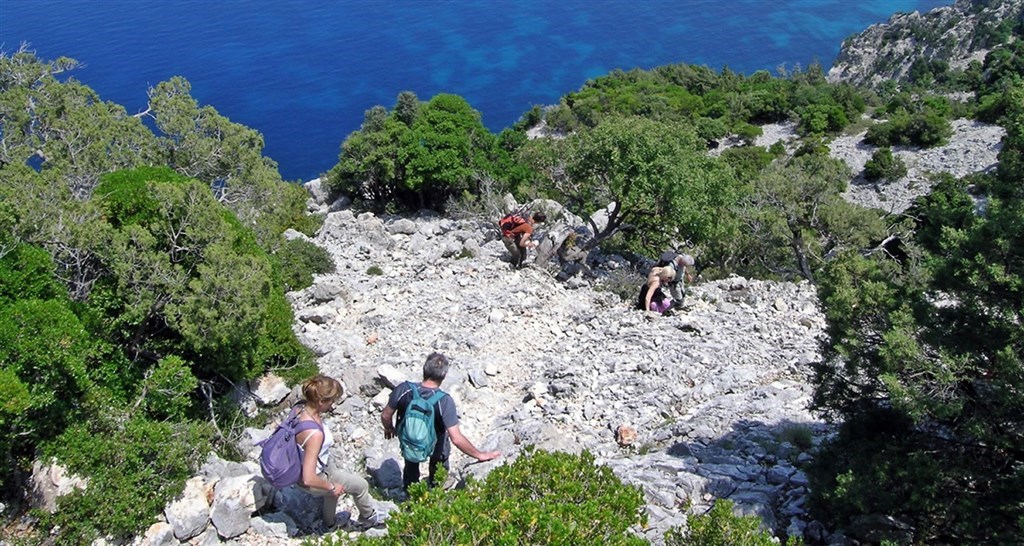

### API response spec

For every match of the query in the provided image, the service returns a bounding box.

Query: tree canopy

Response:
[808,82,1024,543]
[556,115,740,256]
[0,50,320,542]
[327,92,509,212]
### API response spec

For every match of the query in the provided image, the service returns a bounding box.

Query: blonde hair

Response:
[302,374,343,405]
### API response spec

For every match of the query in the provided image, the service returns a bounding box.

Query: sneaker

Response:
[355,510,388,530]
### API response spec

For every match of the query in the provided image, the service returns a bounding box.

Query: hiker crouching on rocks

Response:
[500,212,546,269]
[637,253,694,314]
[662,252,695,308]
[296,375,387,530]
[381,352,501,491]
[639,265,677,314]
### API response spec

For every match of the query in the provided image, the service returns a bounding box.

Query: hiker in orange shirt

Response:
[499,211,547,269]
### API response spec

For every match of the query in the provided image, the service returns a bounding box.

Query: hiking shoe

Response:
[355,510,388,530]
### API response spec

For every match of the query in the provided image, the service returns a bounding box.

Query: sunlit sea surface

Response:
[1,0,952,180]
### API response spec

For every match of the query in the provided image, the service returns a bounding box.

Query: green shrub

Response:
[89,167,308,382]
[665,499,802,546]
[290,211,326,238]
[94,166,188,228]
[777,424,814,451]
[0,299,93,475]
[793,135,830,157]
[596,267,645,304]
[275,238,336,292]
[256,283,317,380]
[142,355,199,420]
[0,243,67,306]
[366,265,384,276]
[333,448,647,546]
[38,416,213,545]
[720,146,776,182]
[865,119,897,147]
[546,103,580,133]
[863,148,908,181]
[798,103,849,135]
[735,122,763,144]
[865,111,951,148]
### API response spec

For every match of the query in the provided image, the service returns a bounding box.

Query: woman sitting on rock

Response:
[296,374,386,530]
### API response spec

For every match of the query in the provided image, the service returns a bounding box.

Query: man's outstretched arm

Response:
[447,424,500,461]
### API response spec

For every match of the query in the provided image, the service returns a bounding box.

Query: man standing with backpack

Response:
[381,352,501,491]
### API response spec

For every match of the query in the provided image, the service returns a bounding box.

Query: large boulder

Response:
[209,475,272,539]
[164,477,212,540]
[249,373,291,407]
[29,459,88,513]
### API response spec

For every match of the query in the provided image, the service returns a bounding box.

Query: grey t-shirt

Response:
[387,381,459,459]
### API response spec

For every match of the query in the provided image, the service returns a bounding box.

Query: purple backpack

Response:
[257,406,323,488]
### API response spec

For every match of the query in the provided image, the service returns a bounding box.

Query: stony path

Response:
[135,114,1005,545]
[274,210,831,544]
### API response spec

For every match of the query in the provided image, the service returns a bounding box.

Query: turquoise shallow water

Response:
[0,0,951,181]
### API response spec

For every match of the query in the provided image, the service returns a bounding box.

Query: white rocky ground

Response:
[751,118,1003,213]
[123,207,832,546]
[115,116,1004,546]
[831,119,1003,213]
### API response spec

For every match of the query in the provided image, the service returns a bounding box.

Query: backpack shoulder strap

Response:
[294,420,323,433]
[294,418,324,449]
[424,389,446,405]
[408,382,424,401]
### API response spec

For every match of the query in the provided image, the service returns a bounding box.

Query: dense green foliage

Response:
[325,449,647,546]
[326,92,525,213]
[734,154,886,280]
[275,237,337,292]
[540,116,740,257]
[863,99,953,148]
[808,82,1024,543]
[39,416,213,545]
[313,450,800,546]
[665,499,802,546]
[0,298,93,478]
[0,50,319,543]
[550,63,865,141]
[88,166,292,379]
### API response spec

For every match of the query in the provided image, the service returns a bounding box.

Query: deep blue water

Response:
[1,0,951,182]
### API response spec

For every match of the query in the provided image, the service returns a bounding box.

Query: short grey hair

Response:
[423,352,450,382]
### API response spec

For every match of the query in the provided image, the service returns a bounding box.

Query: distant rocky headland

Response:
[828,0,1024,88]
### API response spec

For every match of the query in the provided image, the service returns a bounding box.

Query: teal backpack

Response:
[397,383,447,463]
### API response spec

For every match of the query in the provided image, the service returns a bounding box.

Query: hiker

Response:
[296,375,387,530]
[660,252,695,309]
[381,352,501,490]
[637,253,694,314]
[500,211,547,269]
[638,264,677,314]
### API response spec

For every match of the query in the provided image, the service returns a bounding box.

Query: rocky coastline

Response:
[827,0,1024,89]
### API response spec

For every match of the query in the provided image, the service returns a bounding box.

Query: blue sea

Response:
[1,0,952,182]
